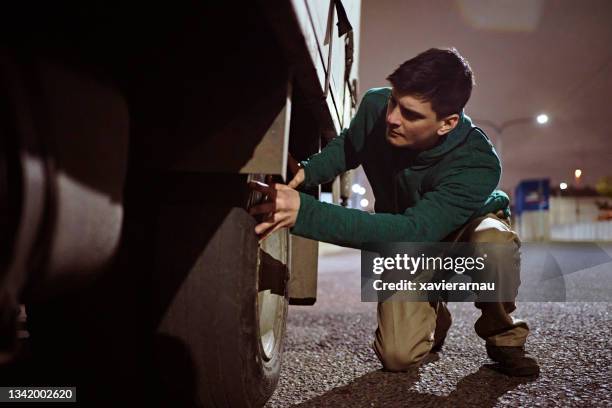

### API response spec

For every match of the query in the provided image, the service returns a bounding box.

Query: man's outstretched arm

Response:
[290,149,502,248]
[250,145,503,246]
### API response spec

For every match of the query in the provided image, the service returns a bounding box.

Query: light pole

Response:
[475,114,549,160]
[574,168,582,222]
[558,182,568,224]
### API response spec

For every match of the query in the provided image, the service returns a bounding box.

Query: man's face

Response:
[385,89,458,150]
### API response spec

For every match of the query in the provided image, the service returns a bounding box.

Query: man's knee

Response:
[468,216,518,245]
[468,217,520,266]
[467,216,521,300]
[374,340,432,372]
[374,301,436,371]
[468,216,520,261]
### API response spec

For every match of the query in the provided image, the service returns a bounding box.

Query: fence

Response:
[550,220,612,241]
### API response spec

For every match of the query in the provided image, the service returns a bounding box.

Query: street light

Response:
[536,114,549,124]
[574,169,582,180]
[475,114,550,159]
[559,182,568,190]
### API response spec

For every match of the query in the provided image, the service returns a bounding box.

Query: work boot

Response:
[486,345,540,377]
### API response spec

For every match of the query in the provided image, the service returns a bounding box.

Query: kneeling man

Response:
[249,48,539,377]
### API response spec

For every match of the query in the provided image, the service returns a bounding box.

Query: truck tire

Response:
[153,173,289,408]
[18,172,289,407]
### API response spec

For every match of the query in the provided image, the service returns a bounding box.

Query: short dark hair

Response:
[386,48,474,119]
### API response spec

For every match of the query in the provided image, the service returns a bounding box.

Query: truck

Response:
[0,1,360,406]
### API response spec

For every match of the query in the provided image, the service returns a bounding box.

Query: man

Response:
[249,48,539,376]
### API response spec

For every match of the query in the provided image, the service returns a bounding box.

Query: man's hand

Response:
[287,154,305,189]
[248,181,301,242]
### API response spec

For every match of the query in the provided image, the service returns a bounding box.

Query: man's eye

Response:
[401,109,420,120]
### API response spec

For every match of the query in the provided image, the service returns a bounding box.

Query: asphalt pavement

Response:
[265,243,612,407]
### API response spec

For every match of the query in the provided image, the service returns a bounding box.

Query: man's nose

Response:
[386,107,401,127]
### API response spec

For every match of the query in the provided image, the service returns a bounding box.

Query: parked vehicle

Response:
[0,1,360,406]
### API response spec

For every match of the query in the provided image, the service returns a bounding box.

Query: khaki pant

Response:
[372,213,529,371]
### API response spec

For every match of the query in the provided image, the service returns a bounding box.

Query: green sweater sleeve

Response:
[300,88,389,189]
[291,148,503,248]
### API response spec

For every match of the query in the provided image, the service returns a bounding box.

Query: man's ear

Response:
[436,114,460,136]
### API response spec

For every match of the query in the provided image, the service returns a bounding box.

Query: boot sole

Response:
[492,363,540,377]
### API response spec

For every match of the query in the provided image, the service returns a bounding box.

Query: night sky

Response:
[358,0,612,193]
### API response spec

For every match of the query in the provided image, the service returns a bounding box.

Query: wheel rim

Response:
[257,230,288,360]
[247,174,288,361]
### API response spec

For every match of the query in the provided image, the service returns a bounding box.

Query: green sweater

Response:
[290,87,509,249]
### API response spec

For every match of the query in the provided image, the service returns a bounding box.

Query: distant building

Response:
[514,182,612,242]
